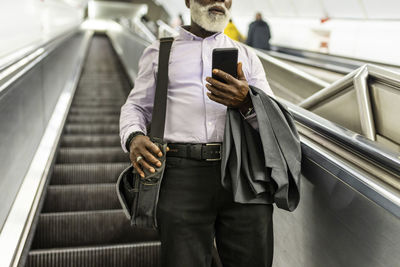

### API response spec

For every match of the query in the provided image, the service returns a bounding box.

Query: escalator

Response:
[2,17,399,267]
[24,35,160,267]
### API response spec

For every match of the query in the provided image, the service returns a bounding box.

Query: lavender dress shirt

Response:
[120,27,274,152]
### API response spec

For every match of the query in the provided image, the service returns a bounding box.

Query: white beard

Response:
[190,0,231,33]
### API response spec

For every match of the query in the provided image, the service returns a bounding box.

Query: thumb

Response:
[237,62,246,81]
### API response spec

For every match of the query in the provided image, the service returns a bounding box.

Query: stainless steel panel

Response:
[42,35,84,122]
[107,24,150,82]
[370,82,400,145]
[0,32,85,229]
[273,144,400,267]
[255,51,329,104]
[0,66,44,228]
[311,88,363,134]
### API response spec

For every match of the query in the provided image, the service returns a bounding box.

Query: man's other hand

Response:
[129,135,165,178]
[205,62,251,111]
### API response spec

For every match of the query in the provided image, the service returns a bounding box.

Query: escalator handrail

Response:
[271,45,400,73]
[0,27,80,97]
[282,98,400,177]
[267,50,354,74]
[0,27,79,73]
[252,47,330,89]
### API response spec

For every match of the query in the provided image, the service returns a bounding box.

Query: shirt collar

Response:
[178,26,224,41]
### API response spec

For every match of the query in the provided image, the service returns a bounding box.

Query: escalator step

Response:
[69,107,120,115]
[31,210,159,249]
[51,163,129,185]
[72,100,123,106]
[26,242,160,267]
[56,147,128,163]
[77,82,124,89]
[79,73,122,79]
[73,97,123,103]
[67,114,120,124]
[75,90,124,96]
[71,102,122,109]
[74,92,124,98]
[64,124,119,134]
[61,134,120,147]
[42,184,120,212]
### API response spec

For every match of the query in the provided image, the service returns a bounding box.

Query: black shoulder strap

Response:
[149,37,174,140]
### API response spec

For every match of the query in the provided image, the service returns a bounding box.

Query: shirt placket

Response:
[202,38,217,142]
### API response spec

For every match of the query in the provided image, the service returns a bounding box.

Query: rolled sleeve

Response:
[120,41,159,152]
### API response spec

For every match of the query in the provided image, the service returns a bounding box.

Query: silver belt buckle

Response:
[205,143,222,161]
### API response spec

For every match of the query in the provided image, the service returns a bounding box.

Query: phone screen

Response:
[212,48,238,83]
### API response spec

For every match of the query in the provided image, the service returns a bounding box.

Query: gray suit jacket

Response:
[221,86,301,211]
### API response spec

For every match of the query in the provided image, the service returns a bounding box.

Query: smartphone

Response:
[212,48,238,83]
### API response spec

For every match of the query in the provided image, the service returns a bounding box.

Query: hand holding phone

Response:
[206,48,251,111]
[212,48,238,83]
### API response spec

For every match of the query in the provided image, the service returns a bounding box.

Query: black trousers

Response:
[157,157,274,267]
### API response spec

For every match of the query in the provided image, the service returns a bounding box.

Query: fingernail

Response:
[158,152,163,157]
[156,162,161,167]
[213,69,218,74]
[140,173,145,178]
[150,168,155,173]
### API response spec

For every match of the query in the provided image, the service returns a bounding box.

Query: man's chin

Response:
[200,24,225,33]
[197,18,229,33]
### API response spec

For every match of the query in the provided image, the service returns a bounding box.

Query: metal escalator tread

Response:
[51,163,129,185]
[31,210,158,249]
[64,123,119,134]
[42,184,120,212]
[70,103,122,109]
[61,134,121,147]
[25,35,158,267]
[67,114,120,124]
[56,147,128,163]
[68,107,121,115]
[72,97,123,103]
[27,242,160,267]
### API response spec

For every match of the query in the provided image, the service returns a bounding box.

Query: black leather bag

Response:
[117,139,168,228]
[116,38,174,229]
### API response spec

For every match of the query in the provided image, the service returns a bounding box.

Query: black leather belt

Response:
[167,143,222,161]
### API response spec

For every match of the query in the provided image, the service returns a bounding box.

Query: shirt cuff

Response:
[241,111,256,120]
[241,111,259,131]
[121,125,147,153]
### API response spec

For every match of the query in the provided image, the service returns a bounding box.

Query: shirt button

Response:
[208,122,212,126]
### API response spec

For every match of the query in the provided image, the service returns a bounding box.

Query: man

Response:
[120,0,274,266]
[246,12,271,50]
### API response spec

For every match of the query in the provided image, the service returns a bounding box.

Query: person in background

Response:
[246,12,271,50]
[224,19,244,42]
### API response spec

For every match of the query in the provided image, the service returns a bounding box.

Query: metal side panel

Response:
[0,65,45,228]
[0,33,86,230]
[370,81,400,146]
[106,22,151,83]
[273,141,400,267]
[310,88,363,135]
